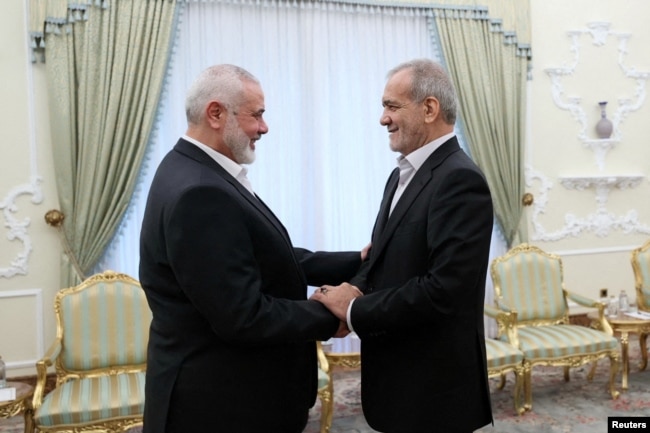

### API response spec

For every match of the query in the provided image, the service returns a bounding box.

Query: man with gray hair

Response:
[139,64,363,432]
[312,59,494,432]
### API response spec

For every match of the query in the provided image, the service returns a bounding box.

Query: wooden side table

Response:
[588,311,650,390]
[0,381,34,433]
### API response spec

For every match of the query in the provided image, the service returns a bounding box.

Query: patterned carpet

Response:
[304,343,650,433]
[3,343,649,433]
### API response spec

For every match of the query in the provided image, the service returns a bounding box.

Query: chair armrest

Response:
[484,304,520,348]
[32,338,62,410]
[493,296,515,313]
[484,304,503,319]
[564,290,612,334]
[565,290,599,308]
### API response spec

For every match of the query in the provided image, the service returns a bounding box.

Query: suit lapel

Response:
[369,138,462,264]
[173,139,294,249]
[371,168,399,243]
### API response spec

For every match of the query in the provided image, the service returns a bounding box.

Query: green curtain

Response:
[409,0,531,45]
[433,7,529,246]
[31,0,177,287]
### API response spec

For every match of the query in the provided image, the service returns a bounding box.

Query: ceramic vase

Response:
[595,101,613,139]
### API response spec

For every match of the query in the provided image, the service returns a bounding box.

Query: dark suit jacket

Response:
[139,138,361,433]
[350,137,494,433]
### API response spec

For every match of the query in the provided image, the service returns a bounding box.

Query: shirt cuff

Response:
[346,298,356,333]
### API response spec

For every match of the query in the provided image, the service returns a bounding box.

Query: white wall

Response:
[0,1,59,376]
[1,0,649,377]
[528,0,650,301]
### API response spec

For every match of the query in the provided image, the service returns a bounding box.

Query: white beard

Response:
[224,116,256,164]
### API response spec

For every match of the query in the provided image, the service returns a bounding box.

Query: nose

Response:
[259,118,269,135]
[380,112,391,126]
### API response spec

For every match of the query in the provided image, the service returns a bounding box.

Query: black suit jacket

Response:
[350,137,494,433]
[139,139,360,433]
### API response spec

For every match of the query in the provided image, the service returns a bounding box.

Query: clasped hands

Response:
[310,282,363,338]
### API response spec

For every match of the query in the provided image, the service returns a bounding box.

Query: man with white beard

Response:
[139,64,364,433]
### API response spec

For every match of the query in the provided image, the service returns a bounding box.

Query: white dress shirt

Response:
[389,131,455,214]
[182,135,256,196]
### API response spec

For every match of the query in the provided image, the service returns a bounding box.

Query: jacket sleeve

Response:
[165,185,339,345]
[294,248,362,287]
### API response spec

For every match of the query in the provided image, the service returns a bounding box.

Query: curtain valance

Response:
[30,0,530,66]
[176,0,531,63]
[29,0,97,61]
[29,0,178,62]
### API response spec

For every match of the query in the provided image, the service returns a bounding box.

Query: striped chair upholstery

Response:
[631,239,650,370]
[485,335,525,415]
[31,271,152,433]
[490,244,620,412]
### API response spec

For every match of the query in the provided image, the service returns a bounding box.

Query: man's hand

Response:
[310,282,363,321]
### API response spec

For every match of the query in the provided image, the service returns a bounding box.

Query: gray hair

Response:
[387,59,457,125]
[185,64,260,125]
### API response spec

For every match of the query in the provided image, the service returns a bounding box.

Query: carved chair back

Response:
[54,271,151,380]
[491,243,569,326]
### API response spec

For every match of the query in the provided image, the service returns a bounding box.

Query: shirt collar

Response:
[182,134,248,181]
[398,131,456,171]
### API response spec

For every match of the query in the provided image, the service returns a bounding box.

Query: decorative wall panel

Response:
[530,21,649,242]
[0,289,44,370]
[1,56,44,278]
[544,21,649,170]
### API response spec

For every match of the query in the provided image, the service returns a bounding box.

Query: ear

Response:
[423,97,440,124]
[206,101,226,128]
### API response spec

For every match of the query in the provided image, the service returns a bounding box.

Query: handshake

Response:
[310,282,364,338]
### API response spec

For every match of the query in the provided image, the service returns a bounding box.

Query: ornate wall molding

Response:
[527,167,650,241]
[1,52,44,278]
[544,21,649,170]
[558,175,649,238]
[532,21,650,242]
[0,178,43,278]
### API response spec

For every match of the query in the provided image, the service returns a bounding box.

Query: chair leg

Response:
[513,367,525,416]
[640,333,648,371]
[587,361,597,381]
[23,407,35,433]
[497,373,506,390]
[319,377,334,433]
[609,353,620,400]
[523,364,533,411]
[563,365,570,382]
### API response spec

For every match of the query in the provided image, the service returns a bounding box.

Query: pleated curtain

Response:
[29,0,177,287]
[434,8,530,245]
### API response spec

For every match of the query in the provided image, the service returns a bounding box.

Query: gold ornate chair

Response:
[483,305,525,415]
[631,239,650,370]
[316,341,333,433]
[490,243,620,411]
[31,270,152,433]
